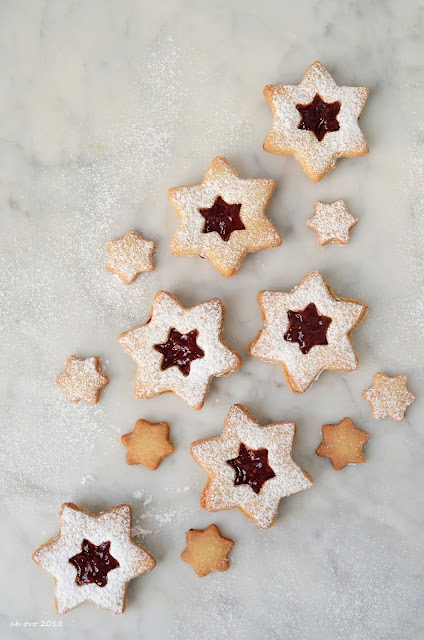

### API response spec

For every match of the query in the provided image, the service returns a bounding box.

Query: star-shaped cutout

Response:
[154,328,205,376]
[69,539,119,587]
[56,356,109,404]
[32,503,156,614]
[296,94,341,141]
[119,291,241,410]
[121,419,174,470]
[263,61,369,182]
[190,404,312,529]
[105,230,155,284]
[306,199,358,246]
[315,418,369,470]
[227,443,276,494]
[181,524,234,577]
[248,271,367,393]
[284,302,332,354]
[362,373,416,421]
[169,157,281,277]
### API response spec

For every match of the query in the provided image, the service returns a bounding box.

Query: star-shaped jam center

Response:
[226,443,275,494]
[296,94,341,141]
[284,302,332,354]
[154,328,205,376]
[69,539,119,587]
[199,196,245,242]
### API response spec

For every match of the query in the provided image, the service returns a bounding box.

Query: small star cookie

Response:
[119,291,241,410]
[106,230,155,284]
[56,356,109,404]
[169,157,281,277]
[190,404,312,529]
[263,61,369,182]
[121,419,174,470]
[247,271,367,393]
[362,373,416,421]
[181,524,234,577]
[32,503,156,614]
[306,199,358,246]
[315,418,369,470]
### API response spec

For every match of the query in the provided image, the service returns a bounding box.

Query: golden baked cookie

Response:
[181,524,234,577]
[362,373,416,421]
[56,355,109,404]
[306,199,358,246]
[121,419,174,470]
[315,417,369,470]
[106,230,155,284]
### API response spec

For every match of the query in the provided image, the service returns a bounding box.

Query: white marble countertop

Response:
[1,1,423,638]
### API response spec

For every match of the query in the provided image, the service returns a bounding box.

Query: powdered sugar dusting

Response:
[362,373,416,421]
[307,199,358,245]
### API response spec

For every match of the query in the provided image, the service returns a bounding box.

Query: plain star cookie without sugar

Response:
[32,503,156,614]
[169,157,281,277]
[190,404,312,529]
[306,199,358,246]
[105,230,155,284]
[121,419,174,470]
[56,356,109,404]
[119,291,241,410]
[263,61,369,182]
[362,373,416,421]
[247,271,367,393]
[181,524,234,577]
[315,418,369,470]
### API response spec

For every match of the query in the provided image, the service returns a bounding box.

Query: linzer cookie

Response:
[263,61,369,182]
[105,230,155,284]
[247,271,367,393]
[169,157,281,277]
[362,373,415,421]
[181,524,234,577]
[190,404,312,529]
[121,419,174,470]
[32,503,156,614]
[306,199,358,246]
[56,356,109,404]
[315,418,369,470]
[119,291,241,410]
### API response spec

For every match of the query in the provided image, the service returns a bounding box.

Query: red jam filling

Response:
[69,539,119,587]
[296,94,341,141]
[154,328,205,376]
[284,302,332,354]
[227,443,275,494]
[199,195,245,242]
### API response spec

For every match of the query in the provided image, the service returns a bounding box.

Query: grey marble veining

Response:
[0,1,423,638]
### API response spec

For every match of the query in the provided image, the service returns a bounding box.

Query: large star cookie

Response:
[362,373,415,421]
[169,157,281,277]
[190,404,312,529]
[32,503,156,614]
[315,417,369,470]
[181,524,234,577]
[105,230,155,284]
[263,61,369,182]
[119,291,241,410]
[56,356,109,404]
[247,271,367,393]
[121,419,174,470]
[306,199,358,246]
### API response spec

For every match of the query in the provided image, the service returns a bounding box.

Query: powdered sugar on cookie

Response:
[191,404,312,529]
[106,230,155,284]
[119,291,241,410]
[362,373,416,421]
[306,199,358,246]
[32,503,155,614]
[248,271,367,393]
[263,61,369,182]
[56,356,109,404]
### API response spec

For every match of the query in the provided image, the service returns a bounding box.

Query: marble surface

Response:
[1,1,423,638]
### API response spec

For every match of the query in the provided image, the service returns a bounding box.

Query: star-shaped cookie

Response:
[56,356,109,404]
[306,199,358,246]
[190,404,312,529]
[247,271,367,393]
[181,524,234,577]
[119,291,241,410]
[121,419,174,470]
[362,373,416,421]
[315,418,369,470]
[105,230,155,284]
[169,157,281,277]
[263,61,369,182]
[32,503,156,614]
